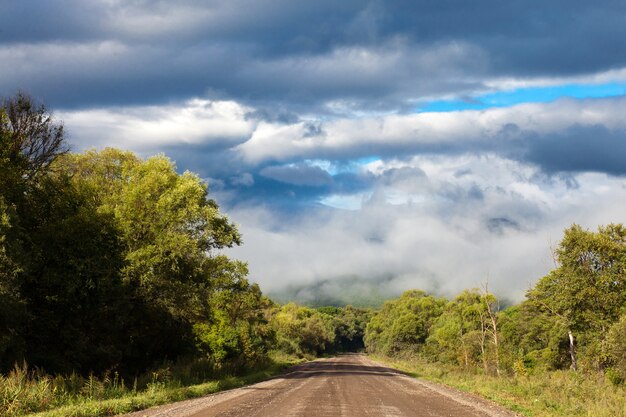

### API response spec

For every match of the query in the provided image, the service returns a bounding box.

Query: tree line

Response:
[0,93,369,379]
[365,223,626,383]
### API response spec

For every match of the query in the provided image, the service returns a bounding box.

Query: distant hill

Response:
[266,275,519,309]
[267,276,405,308]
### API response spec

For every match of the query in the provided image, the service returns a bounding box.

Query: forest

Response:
[1,93,626,416]
[0,94,371,416]
[366,220,626,379]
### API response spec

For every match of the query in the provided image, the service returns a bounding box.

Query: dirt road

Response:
[126,354,518,417]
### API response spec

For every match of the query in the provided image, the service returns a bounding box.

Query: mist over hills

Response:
[266,274,519,309]
[267,276,400,308]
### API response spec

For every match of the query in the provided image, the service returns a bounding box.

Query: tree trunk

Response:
[490,314,500,377]
[459,329,469,368]
[479,314,488,374]
[568,330,577,371]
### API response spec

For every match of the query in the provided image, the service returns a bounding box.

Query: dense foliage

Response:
[0,94,370,388]
[270,304,370,357]
[365,224,626,381]
[0,94,268,376]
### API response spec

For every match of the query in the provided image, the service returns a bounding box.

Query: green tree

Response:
[58,149,242,318]
[528,224,626,371]
[0,199,25,368]
[193,258,274,366]
[0,93,71,371]
[331,306,371,352]
[55,149,257,372]
[13,175,131,373]
[365,290,446,355]
[604,314,626,384]
[426,289,501,374]
[270,303,335,356]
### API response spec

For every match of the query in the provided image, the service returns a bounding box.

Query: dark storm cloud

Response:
[2,0,626,110]
[160,145,244,179]
[522,125,626,175]
[149,138,378,210]
[486,217,520,235]
[220,167,376,211]
[260,164,333,187]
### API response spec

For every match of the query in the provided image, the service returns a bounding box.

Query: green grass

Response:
[1,353,303,417]
[371,354,626,417]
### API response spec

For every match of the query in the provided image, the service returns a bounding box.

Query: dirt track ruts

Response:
[124,354,520,417]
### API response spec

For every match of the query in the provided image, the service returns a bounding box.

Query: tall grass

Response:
[1,353,302,417]
[372,353,626,417]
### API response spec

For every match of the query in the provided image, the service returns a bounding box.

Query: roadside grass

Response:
[1,352,303,417]
[371,354,626,417]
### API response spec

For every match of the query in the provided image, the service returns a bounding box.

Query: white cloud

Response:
[236,96,626,163]
[228,155,626,301]
[485,67,626,92]
[60,99,255,152]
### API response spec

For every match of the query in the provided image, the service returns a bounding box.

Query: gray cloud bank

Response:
[2,0,626,113]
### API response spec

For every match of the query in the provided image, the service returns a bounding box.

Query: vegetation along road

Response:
[125,355,518,417]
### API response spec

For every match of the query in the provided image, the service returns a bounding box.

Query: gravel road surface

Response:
[124,354,519,417]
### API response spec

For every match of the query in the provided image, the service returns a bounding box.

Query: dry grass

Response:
[1,353,303,417]
[372,354,626,417]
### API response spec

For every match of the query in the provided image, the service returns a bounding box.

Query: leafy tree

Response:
[58,149,242,318]
[426,289,501,374]
[604,314,626,384]
[193,258,274,366]
[14,175,131,373]
[0,93,71,371]
[0,199,25,369]
[528,224,626,370]
[270,303,335,356]
[428,290,482,366]
[365,290,446,355]
[0,119,265,374]
[53,149,257,371]
[331,306,371,352]
[0,92,66,194]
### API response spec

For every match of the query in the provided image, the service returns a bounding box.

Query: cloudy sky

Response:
[3,0,626,302]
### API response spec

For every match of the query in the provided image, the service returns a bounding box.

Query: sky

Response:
[2,0,626,303]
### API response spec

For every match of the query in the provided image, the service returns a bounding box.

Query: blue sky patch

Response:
[419,83,626,113]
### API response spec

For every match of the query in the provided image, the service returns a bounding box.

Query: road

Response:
[126,354,519,417]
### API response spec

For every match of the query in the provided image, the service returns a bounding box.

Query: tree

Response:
[528,224,626,371]
[0,93,69,371]
[605,314,626,384]
[193,258,275,366]
[57,149,242,318]
[0,199,25,369]
[0,92,66,186]
[0,93,274,375]
[53,149,254,372]
[331,306,371,352]
[14,175,131,373]
[365,290,446,355]
[270,303,335,356]
[480,287,501,376]
[426,289,501,374]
